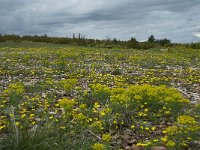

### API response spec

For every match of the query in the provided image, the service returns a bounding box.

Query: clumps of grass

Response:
[1,83,199,149]
[0,47,199,149]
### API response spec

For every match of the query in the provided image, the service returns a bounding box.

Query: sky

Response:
[0,0,200,43]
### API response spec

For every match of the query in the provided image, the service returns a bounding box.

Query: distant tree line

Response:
[0,33,199,49]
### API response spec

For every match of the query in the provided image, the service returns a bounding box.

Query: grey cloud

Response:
[0,0,200,42]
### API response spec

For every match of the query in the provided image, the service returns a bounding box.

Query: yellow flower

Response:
[187,137,192,140]
[79,104,86,109]
[90,121,104,130]
[1,116,6,119]
[55,103,59,107]
[153,139,158,142]
[15,122,20,126]
[102,133,111,142]
[21,114,26,119]
[31,121,36,125]
[147,141,151,145]
[9,114,13,118]
[110,94,130,104]
[131,125,135,129]
[143,113,147,117]
[2,100,7,103]
[93,108,98,113]
[59,98,75,109]
[92,143,105,150]
[30,114,35,118]
[163,125,177,134]
[145,127,149,131]
[138,112,143,117]
[60,126,65,129]
[181,141,188,147]
[74,113,87,121]
[166,140,176,147]
[94,102,100,109]
[134,95,142,100]
[0,125,6,130]
[164,111,170,115]
[177,115,196,125]
[136,142,148,147]
[100,111,105,116]
[161,136,168,142]
[100,108,112,116]
[4,82,25,95]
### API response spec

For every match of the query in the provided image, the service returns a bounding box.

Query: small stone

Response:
[112,134,120,140]
[42,92,46,98]
[125,146,131,150]
[151,146,167,150]
[127,139,136,144]
[122,134,131,141]
[29,125,38,132]
[35,118,42,121]
[190,101,197,104]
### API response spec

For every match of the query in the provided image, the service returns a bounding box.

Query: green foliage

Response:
[60,79,77,95]
[127,37,140,49]
[0,34,175,49]
[2,82,25,106]
[148,35,156,43]
[156,38,171,46]
[89,83,111,104]
[162,115,200,149]
[0,46,199,150]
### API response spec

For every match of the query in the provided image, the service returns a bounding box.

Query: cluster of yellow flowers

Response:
[102,133,111,142]
[58,98,75,110]
[3,82,25,95]
[0,47,199,149]
[162,115,199,148]
[92,143,105,150]
[177,115,196,125]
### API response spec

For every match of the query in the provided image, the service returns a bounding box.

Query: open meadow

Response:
[0,44,199,150]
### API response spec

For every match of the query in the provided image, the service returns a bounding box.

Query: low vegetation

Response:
[0,46,199,150]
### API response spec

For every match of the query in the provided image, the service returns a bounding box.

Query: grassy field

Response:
[0,41,70,48]
[0,44,199,150]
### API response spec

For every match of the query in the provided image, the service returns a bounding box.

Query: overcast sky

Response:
[0,0,200,43]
